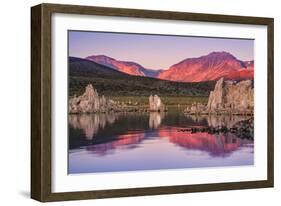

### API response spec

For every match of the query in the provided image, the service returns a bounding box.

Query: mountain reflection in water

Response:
[68,111,254,174]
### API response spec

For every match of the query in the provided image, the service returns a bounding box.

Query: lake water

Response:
[68,110,254,174]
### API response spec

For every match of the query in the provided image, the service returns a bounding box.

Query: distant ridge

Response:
[83,51,253,82]
[86,55,161,77]
[158,51,254,82]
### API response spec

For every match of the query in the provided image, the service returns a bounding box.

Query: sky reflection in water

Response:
[68,112,254,174]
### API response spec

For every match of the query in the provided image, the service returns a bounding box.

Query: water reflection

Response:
[149,112,165,129]
[69,112,254,173]
[69,113,119,140]
[187,114,252,128]
[158,127,252,157]
[86,133,145,156]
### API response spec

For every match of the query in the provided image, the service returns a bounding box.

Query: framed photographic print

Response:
[31,3,274,202]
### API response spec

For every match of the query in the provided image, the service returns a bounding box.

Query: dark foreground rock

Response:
[179,117,254,140]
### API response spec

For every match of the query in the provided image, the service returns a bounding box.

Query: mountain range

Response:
[85,52,254,82]
[68,57,215,97]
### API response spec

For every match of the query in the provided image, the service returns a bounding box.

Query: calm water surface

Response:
[68,110,254,174]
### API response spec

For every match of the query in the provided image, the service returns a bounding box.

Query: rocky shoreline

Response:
[69,77,254,116]
[69,84,167,114]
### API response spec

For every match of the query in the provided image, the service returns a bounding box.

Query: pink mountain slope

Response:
[157,52,254,82]
[86,55,147,76]
[85,52,253,82]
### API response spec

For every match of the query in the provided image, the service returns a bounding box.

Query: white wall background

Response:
[0,0,279,205]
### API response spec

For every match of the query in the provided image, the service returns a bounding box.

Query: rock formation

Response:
[149,95,166,112]
[69,84,122,114]
[69,84,100,113]
[69,84,150,113]
[184,77,254,115]
[206,78,253,114]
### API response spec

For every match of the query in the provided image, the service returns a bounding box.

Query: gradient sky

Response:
[69,30,254,70]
